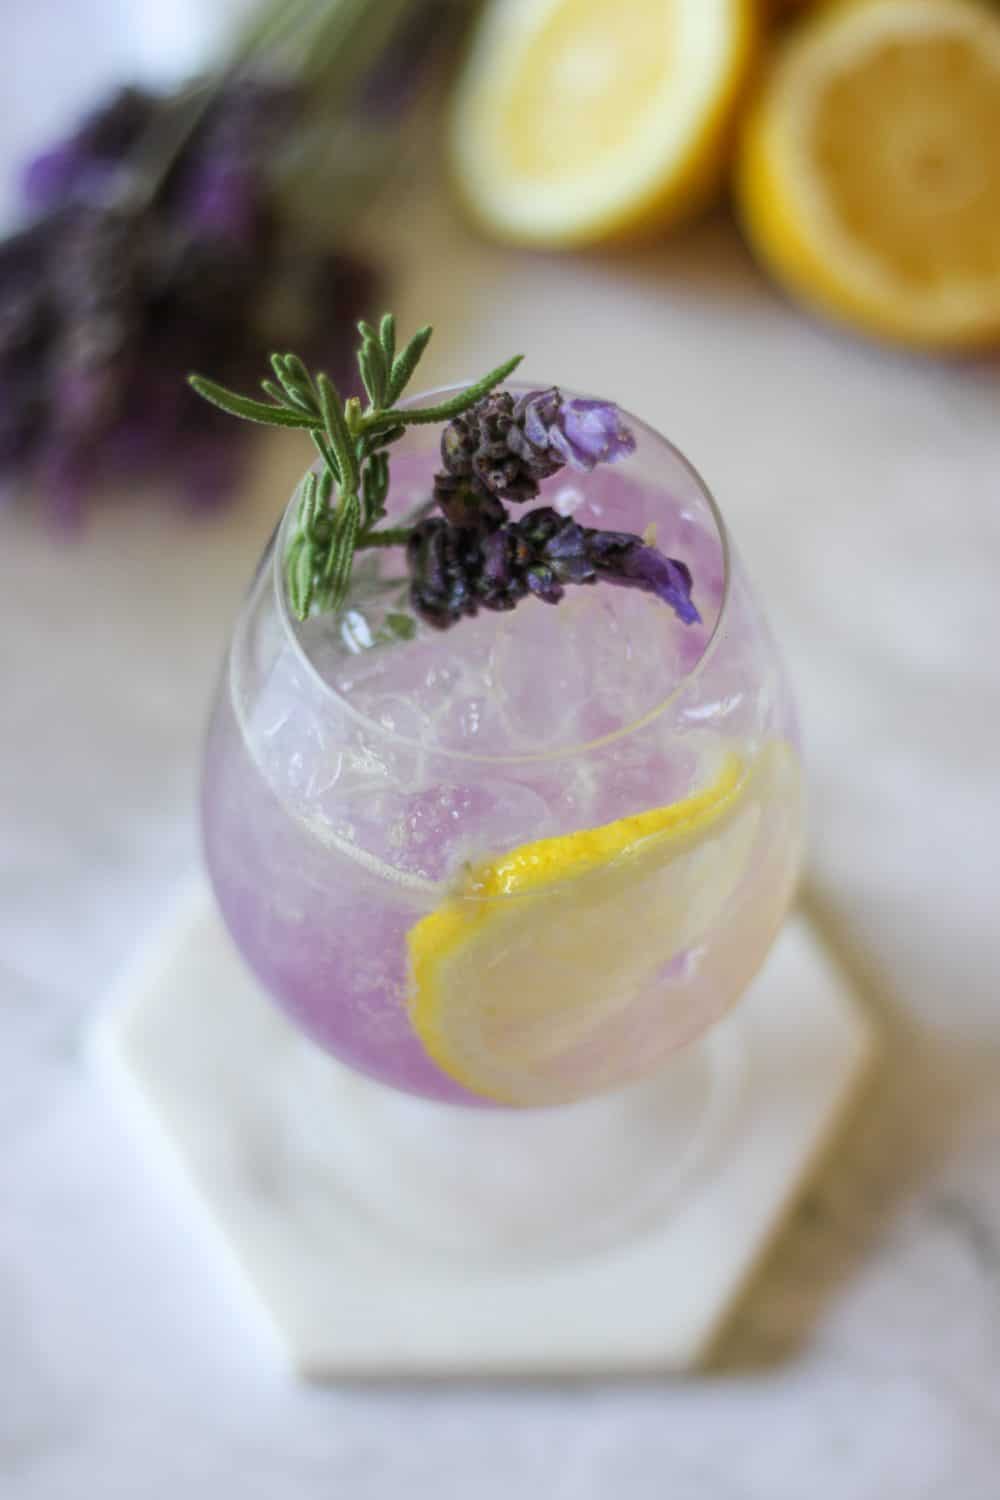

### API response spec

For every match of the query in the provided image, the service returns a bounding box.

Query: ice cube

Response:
[490,594,595,748]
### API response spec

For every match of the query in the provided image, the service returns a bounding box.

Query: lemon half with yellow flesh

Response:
[408,745,790,1107]
[450,0,758,247]
[738,0,1000,350]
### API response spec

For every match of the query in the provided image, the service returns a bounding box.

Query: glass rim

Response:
[272,381,733,767]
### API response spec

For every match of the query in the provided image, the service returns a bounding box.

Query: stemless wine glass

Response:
[201,385,804,1260]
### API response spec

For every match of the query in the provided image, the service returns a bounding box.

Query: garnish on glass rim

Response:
[189,317,701,634]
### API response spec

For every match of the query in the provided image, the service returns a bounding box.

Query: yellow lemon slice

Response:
[449,0,758,247]
[738,0,1000,350]
[408,745,790,1106]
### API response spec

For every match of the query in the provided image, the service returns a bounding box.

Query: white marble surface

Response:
[5,14,1000,1498]
[98,894,874,1376]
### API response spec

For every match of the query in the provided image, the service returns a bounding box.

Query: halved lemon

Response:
[449,0,758,247]
[738,0,1000,350]
[408,744,793,1106]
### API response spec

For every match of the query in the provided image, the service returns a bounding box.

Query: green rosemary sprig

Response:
[189,321,522,619]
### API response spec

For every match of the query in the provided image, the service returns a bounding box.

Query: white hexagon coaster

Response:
[94,883,877,1377]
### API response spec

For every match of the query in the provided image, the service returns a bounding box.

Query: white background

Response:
[4,5,1000,1496]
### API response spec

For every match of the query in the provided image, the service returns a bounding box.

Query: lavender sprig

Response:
[408,507,700,630]
[190,320,523,618]
[434,385,637,512]
[190,322,701,636]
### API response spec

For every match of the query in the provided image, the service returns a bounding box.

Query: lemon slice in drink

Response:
[449,0,758,247]
[738,0,1000,350]
[408,745,786,1107]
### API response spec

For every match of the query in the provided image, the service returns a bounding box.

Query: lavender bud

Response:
[433,472,506,530]
[510,389,636,473]
[525,564,564,604]
[586,533,700,625]
[549,398,637,470]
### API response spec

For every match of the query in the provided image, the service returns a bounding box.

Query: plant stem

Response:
[356,526,412,549]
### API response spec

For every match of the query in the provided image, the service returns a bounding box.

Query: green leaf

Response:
[366,354,524,433]
[259,378,297,413]
[361,456,390,528]
[360,424,405,462]
[326,490,361,610]
[364,341,387,394]
[300,471,333,544]
[357,347,376,406]
[379,313,396,367]
[369,449,389,503]
[378,423,407,449]
[188,375,316,429]
[361,463,378,527]
[386,324,433,405]
[358,343,386,409]
[297,470,319,534]
[269,354,316,413]
[281,352,314,393]
[310,429,341,486]
[286,535,316,621]
[317,373,359,492]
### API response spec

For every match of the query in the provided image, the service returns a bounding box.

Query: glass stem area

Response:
[284,1015,747,1268]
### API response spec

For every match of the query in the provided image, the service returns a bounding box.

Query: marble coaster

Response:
[93,884,877,1377]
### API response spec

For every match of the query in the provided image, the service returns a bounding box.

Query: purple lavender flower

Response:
[439,390,558,504]
[479,527,512,597]
[509,389,636,473]
[20,88,157,213]
[180,158,257,244]
[172,81,293,248]
[507,387,563,465]
[21,143,90,213]
[586,531,700,625]
[414,375,697,631]
[433,471,507,531]
[0,375,43,467]
[0,223,51,358]
[407,517,483,628]
[408,504,700,631]
[435,387,636,527]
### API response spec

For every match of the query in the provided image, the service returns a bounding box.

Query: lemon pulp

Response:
[450,0,758,246]
[738,0,1000,349]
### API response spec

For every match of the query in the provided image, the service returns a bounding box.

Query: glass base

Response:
[288,1021,747,1268]
[94,883,877,1376]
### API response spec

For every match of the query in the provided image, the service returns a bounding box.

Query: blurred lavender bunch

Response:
[0,0,456,525]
